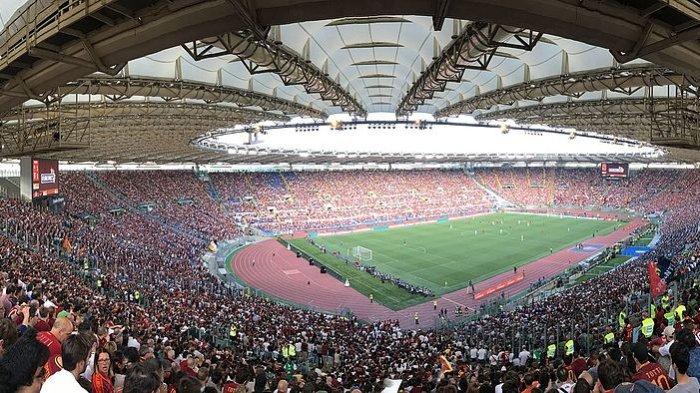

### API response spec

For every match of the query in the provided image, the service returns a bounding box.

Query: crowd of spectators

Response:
[62,171,242,241]
[0,168,699,393]
[476,168,684,211]
[211,170,493,233]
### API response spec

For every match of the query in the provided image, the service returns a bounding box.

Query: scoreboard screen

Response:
[31,159,59,198]
[600,163,629,179]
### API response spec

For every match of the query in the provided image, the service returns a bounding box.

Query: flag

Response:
[438,355,453,374]
[647,260,667,298]
[657,256,673,282]
[61,236,72,252]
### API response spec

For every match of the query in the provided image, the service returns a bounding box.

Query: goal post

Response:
[351,246,373,261]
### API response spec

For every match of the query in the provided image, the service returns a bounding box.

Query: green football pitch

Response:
[287,212,623,310]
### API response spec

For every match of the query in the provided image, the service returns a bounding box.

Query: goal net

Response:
[351,246,373,261]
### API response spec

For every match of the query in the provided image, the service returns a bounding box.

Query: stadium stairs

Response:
[205,181,222,202]
[84,172,129,202]
[0,177,21,199]
[468,173,515,208]
[196,171,223,202]
[84,172,210,243]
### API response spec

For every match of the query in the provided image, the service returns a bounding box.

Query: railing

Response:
[0,0,119,70]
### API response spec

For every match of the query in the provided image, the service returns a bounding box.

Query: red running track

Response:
[232,218,646,328]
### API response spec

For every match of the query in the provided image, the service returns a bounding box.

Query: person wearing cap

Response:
[630,342,671,390]
[656,325,676,378]
[667,341,700,393]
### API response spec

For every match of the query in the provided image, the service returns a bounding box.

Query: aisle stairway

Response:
[468,173,514,208]
[84,172,209,243]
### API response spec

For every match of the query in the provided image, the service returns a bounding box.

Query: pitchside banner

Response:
[600,163,629,179]
[31,159,59,198]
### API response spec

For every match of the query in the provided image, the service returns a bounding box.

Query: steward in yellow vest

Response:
[641,317,654,338]
[618,311,627,329]
[675,304,686,320]
[565,339,575,356]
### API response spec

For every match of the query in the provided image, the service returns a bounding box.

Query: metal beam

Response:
[433,0,452,31]
[54,76,324,117]
[611,24,700,63]
[396,22,543,116]
[436,65,695,117]
[477,96,700,148]
[182,31,366,116]
[0,101,285,160]
[2,0,699,117]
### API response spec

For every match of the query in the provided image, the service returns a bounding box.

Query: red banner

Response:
[647,260,666,298]
[474,273,524,300]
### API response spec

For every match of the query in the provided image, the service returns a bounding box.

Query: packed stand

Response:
[0,168,699,393]
[212,170,494,233]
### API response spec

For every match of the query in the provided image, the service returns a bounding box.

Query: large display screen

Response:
[600,162,629,179]
[31,159,59,198]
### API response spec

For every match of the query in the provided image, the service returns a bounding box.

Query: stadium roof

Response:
[0,1,698,164]
[200,120,663,163]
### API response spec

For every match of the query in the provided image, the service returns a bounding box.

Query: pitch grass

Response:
[289,212,623,310]
[576,256,631,284]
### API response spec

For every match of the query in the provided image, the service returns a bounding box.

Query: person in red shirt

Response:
[630,342,672,390]
[222,379,241,393]
[33,306,52,332]
[36,316,73,377]
[179,354,198,378]
[570,352,588,379]
[520,371,539,393]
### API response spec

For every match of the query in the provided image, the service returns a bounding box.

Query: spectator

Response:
[0,318,19,357]
[674,327,700,379]
[177,375,202,393]
[630,342,671,390]
[0,328,49,393]
[273,379,289,393]
[122,363,161,393]
[556,365,575,393]
[668,341,700,393]
[595,359,628,393]
[91,348,114,393]
[37,317,73,377]
[40,333,92,393]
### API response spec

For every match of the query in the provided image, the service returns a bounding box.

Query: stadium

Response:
[0,1,699,393]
